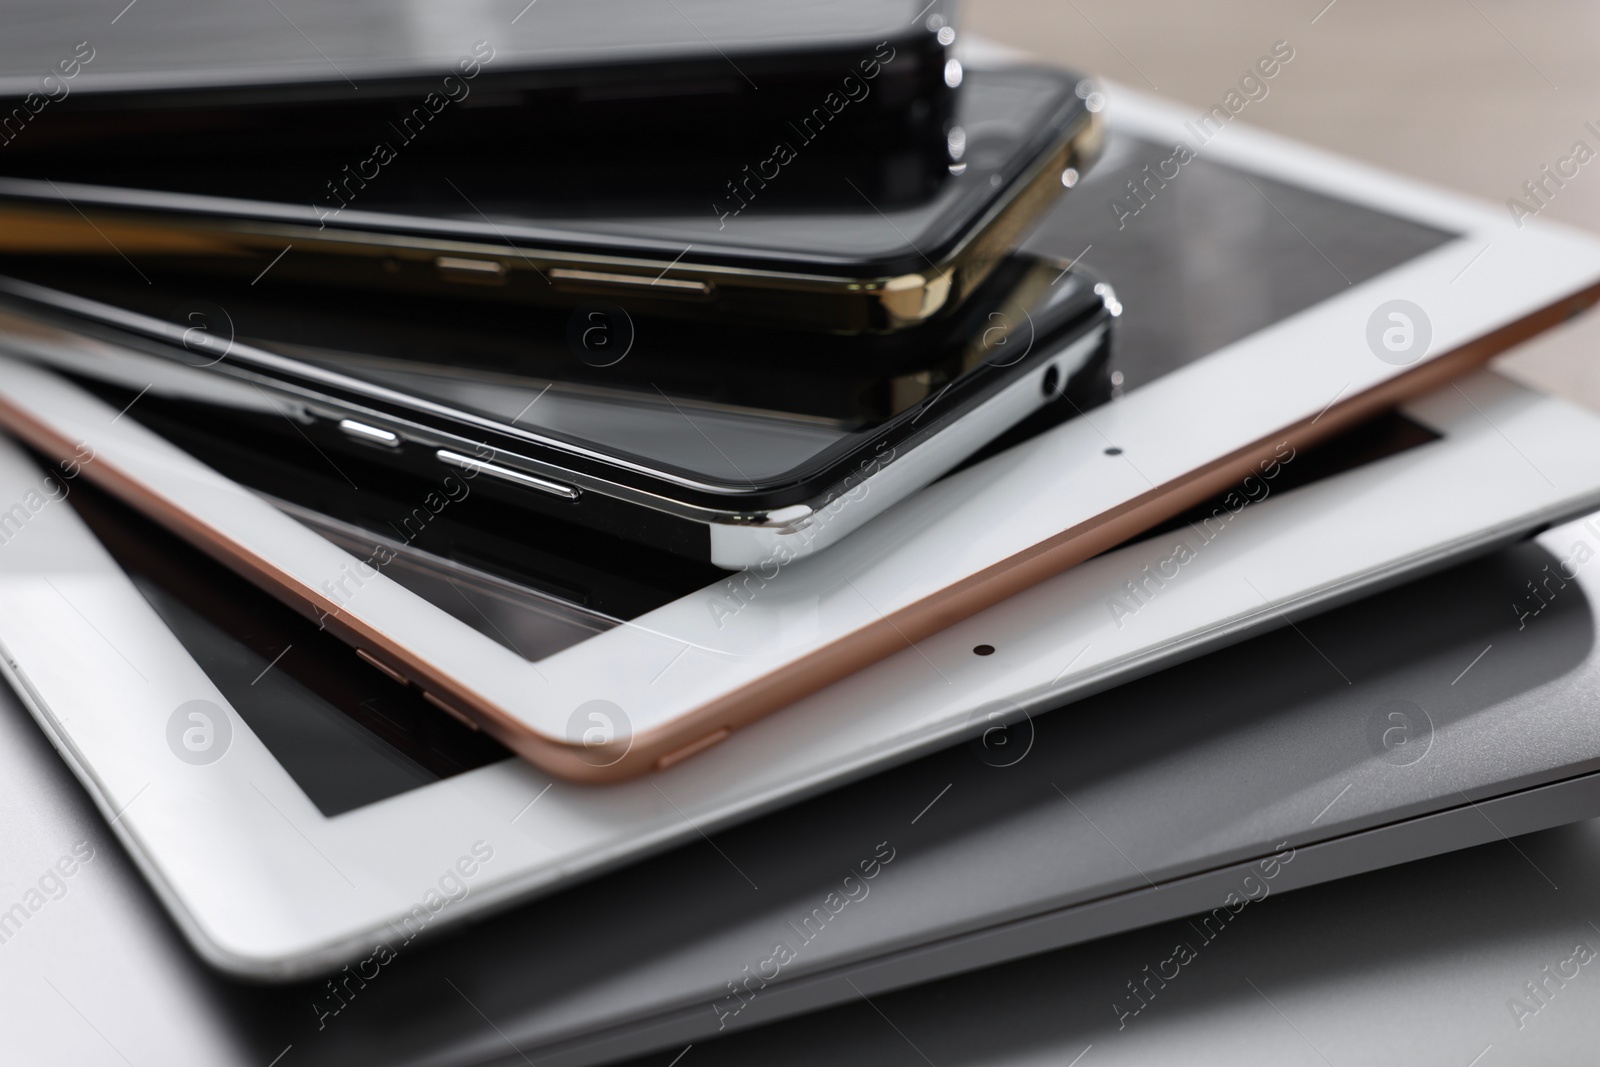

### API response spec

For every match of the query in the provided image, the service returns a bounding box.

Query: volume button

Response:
[654,727,732,770]
[423,691,481,731]
[338,419,401,448]
[355,648,408,686]
[435,450,580,501]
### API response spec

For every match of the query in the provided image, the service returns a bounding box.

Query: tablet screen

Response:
[58,475,511,818]
[1026,129,1456,388]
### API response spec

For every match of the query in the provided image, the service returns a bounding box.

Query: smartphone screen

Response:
[0,0,943,95]
[0,67,1079,278]
[423,67,1081,270]
[9,117,1459,574]
[1,116,1457,524]
[8,252,1109,495]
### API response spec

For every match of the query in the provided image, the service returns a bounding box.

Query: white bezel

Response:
[2,370,1599,980]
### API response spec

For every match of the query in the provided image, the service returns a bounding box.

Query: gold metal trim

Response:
[0,112,1103,333]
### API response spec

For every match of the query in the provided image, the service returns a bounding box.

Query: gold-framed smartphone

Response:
[0,65,1101,334]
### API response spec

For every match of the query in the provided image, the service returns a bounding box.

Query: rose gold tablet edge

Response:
[579,277,1600,780]
[2,279,1595,783]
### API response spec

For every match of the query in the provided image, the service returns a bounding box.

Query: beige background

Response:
[967,0,1600,409]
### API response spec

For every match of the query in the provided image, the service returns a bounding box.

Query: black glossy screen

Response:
[58,475,512,818]
[1026,130,1456,387]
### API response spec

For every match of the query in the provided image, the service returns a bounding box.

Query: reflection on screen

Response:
[58,476,511,818]
[268,355,851,485]
[1024,131,1458,387]
[271,496,622,659]
[473,69,1073,260]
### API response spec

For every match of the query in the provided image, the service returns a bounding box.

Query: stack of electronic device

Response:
[0,4,1124,779]
[5,4,1600,1063]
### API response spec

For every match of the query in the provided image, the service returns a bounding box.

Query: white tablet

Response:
[2,77,1600,782]
[3,368,1600,980]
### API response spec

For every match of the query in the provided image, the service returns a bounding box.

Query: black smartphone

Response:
[0,253,1117,568]
[0,0,956,162]
[0,61,1101,333]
